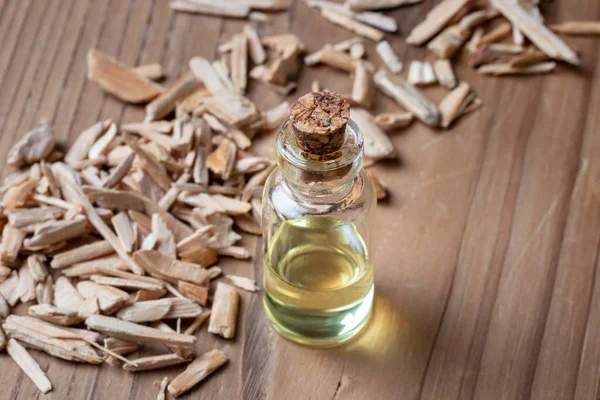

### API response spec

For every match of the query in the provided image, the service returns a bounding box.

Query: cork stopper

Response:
[289,91,350,158]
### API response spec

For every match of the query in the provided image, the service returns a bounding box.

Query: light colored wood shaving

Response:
[374,69,440,126]
[439,81,472,128]
[226,274,259,292]
[170,0,250,17]
[8,123,56,168]
[85,314,196,346]
[7,338,53,393]
[50,240,114,269]
[491,0,579,65]
[208,282,239,339]
[345,0,422,10]
[132,63,164,81]
[124,353,189,372]
[408,61,437,87]
[406,0,471,45]
[87,49,163,103]
[433,59,457,89]
[321,8,384,41]
[477,61,557,75]
[376,40,403,74]
[374,111,414,131]
[0,224,26,266]
[168,349,228,397]
[350,108,396,160]
[366,169,387,200]
[134,250,212,285]
[551,21,600,36]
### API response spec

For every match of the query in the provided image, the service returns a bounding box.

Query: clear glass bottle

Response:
[262,92,376,346]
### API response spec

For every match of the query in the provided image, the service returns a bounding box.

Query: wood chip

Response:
[164,298,203,319]
[433,59,457,89]
[350,108,396,160]
[124,353,189,372]
[491,0,579,66]
[345,0,422,10]
[179,193,251,215]
[104,337,139,365]
[65,119,112,165]
[408,61,437,86]
[134,250,212,285]
[8,123,55,167]
[24,217,91,251]
[351,61,375,108]
[231,34,248,93]
[170,0,250,18]
[427,24,472,58]
[261,101,290,132]
[86,315,196,346]
[88,122,118,160]
[50,240,114,269]
[3,178,38,209]
[509,47,549,68]
[439,81,472,128]
[17,265,36,303]
[204,93,259,128]
[550,21,600,36]
[152,213,177,258]
[478,21,510,44]
[7,206,63,228]
[35,276,54,305]
[374,69,440,126]
[367,169,387,200]
[0,272,18,307]
[111,212,136,253]
[177,281,208,306]
[145,71,201,122]
[249,11,271,22]
[488,43,525,54]
[189,57,228,94]
[53,276,85,314]
[28,304,82,326]
[3,315,102,363]
[376,40,403,73]
[132,63,164,81]
[319,44,358,72]
[77,281,129,314]
[477,61,557,75]
[226,275,259,292]
[179,245,218,266]
[0,224,26,266]
[27,254,48,283]
[7,339,53,393]
[208,282,239,339]
[206,138,237,180]
[406,0,471,45]
[168,349,228,397]
[321,8,384,41]
[124,134,172,192]
[90,275,163,291]
[117,299,172,323]
[87,49,163,103]
[350,42,365,59]
[374,111,414,131]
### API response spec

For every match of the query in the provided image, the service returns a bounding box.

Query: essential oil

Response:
[262,92,376,346]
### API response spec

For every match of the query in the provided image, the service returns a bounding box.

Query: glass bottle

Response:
[262,92,377,346]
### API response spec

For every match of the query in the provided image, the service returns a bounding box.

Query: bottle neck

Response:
[276,119,364,202]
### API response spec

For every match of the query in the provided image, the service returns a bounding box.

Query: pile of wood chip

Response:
[0,38,289,396]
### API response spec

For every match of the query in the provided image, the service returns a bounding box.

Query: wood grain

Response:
[1,1,600,399]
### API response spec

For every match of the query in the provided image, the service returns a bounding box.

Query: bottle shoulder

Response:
[263,168,376,221]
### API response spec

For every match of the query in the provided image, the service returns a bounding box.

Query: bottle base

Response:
[263,286,374,347]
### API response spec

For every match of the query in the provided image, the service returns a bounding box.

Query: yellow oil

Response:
[264,216,374,346]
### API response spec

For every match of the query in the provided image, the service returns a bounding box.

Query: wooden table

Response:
[1,0,599,399]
